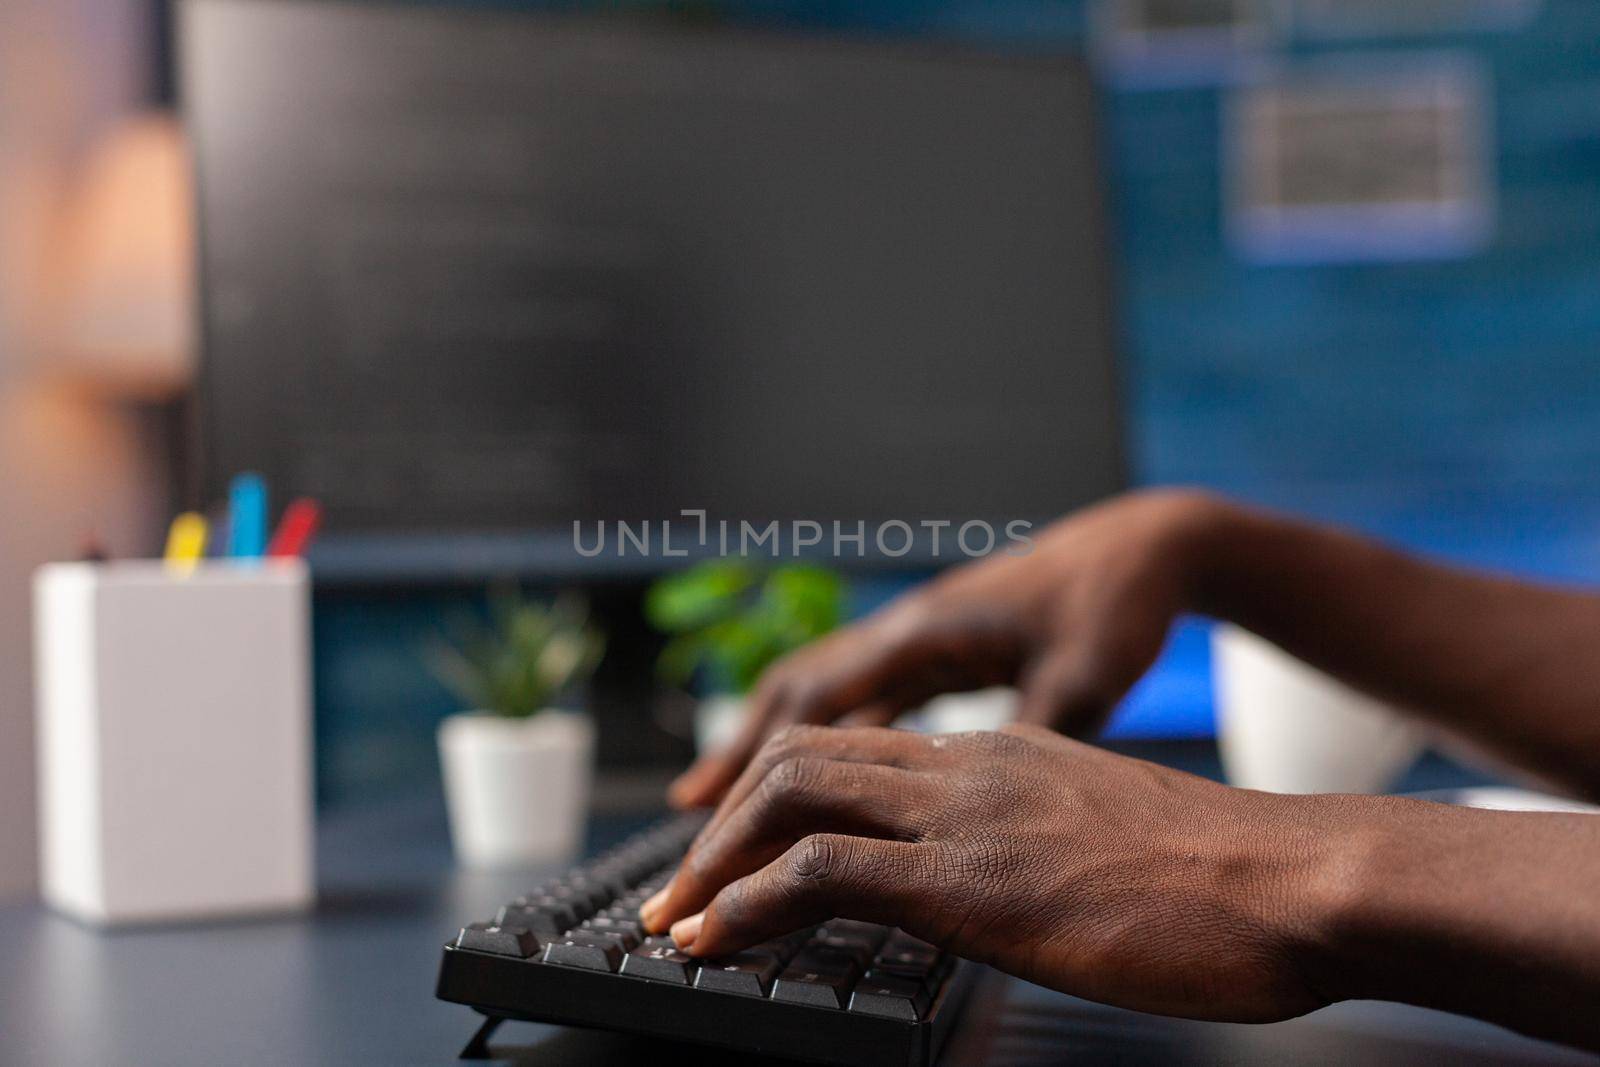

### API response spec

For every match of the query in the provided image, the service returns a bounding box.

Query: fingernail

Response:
[639,882,672,926]
[670,912,704,952]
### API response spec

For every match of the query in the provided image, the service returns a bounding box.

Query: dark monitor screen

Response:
[181,0,1126,572]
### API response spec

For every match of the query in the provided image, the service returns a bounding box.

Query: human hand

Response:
[645,723,1340,1022]
[669,489,1228,808]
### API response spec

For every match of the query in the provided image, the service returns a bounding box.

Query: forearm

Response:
[1181,496,1600,799]
[1298,795,1600,1049]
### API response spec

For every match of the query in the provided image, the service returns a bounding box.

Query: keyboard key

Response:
[693,950,781,997]
[812,932,879,963]
[565,868,617,888]
[496,905,568,938]
[872,937,940,980]
[849,975,930,1021]
[552,882,609,912]
[582,917,643,949]
[788,947,862,978]
[621,937,699,984]
[544,931,626,972]
[818,920,888,945]
[547,893,596,923]
[455,922,541,959]
[773,949,862,1009]
[864,967,931,993]
[512,896,580,929]
[759,931,812,961]
[877,937,939,968]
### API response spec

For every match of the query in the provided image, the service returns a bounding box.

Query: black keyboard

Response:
[435,813,977,1066]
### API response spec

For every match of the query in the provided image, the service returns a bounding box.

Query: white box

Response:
[33,561,314,925]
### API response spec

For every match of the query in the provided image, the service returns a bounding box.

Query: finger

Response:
[671,834,928,958]
[1016,644,1119,736]
[668,621,928,809]
[668,658,843,810]
[667,717,766,811]
[648,726,936,930]
[646,758,924,932]
[669,607,1017,808]
[699,725,932,849]
[835,702,898,728]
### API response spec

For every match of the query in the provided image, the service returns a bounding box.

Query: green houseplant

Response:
[646,562,845,750]
[432,588,605,868]
[428,589,604,719]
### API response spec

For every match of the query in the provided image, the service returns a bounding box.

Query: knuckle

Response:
[788,833,847,884]
[767,722,819,754]
[763,755,824,803]
[753,726,804,772]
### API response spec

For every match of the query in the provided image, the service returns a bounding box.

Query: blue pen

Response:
[227,472,270,558]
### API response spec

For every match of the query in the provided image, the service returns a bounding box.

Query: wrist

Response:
[1265,795,1600,1047]
[1135,488,1244,614]
[1249,793,1400,1008]
[1174,494,1307,622]
[1270,794,1474,1009]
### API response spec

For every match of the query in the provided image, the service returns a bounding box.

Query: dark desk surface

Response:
[1,745,1592,1067]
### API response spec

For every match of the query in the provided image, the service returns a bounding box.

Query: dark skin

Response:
[640,489,1600,1050]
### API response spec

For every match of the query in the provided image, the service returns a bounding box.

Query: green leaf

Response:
[656,632,707,686]
[424,588,606,718]
[645,562,756,633]
[645,562,847,696]
[762,565,845,638]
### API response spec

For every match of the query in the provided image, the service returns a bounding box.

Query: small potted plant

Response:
[430,588,604,868]
[647,562,845,752]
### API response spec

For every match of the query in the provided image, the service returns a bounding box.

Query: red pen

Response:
[267,498,322,559]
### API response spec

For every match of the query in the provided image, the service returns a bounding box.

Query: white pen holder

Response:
[33,561,314,925]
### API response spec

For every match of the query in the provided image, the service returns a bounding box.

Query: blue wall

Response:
[1099,1,1600,735]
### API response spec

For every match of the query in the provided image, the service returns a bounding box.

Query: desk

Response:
[0,747,1591,1067]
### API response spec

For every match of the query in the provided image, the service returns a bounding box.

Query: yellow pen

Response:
[163,512,209,573]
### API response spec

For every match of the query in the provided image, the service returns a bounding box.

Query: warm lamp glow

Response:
[58,112,194,396]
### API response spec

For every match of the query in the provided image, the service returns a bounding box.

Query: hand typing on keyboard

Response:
[667,490,1210,810]
[642,722,1343,1024]
[446,485,1600,1054]
[439,813,968,1064]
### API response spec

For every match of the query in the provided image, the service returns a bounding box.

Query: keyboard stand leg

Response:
[459,1015,503,1060]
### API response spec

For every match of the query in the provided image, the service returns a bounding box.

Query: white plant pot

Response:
[438,710,595,868]
[1213,624,1425,795]
[694,694,747,755]
[693,688,1022,754]
[908,687,1018,735]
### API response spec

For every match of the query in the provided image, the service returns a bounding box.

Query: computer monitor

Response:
[180,0,1126,579]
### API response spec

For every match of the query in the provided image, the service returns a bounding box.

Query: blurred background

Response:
[3,0,1599,900]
